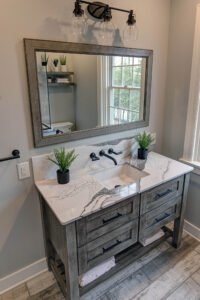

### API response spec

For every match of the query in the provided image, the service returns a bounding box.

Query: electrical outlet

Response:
[17,161,30,180]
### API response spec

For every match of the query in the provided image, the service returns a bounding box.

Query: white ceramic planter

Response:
[61,65,67,72]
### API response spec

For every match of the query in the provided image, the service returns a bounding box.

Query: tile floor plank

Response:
[98,270,150,300]
[1,234,200,300]
[192,268,200,286]
[134,250,200,300]
[0,283,29,300]
[26,271,56,296]
[142,235,199,282]
[29,283,64,300]
[165,278,200,300]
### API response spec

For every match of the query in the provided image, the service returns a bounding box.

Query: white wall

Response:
[0,0,170,278]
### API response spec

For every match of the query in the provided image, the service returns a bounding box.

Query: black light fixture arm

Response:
[74,0,136,21]
[78,0,131,14]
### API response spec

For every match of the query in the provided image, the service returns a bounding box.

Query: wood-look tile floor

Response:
[1,232,200,300]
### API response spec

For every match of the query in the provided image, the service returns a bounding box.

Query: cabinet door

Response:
[139,196,181,241]
[141,176,183,215]
[76,195,139,247]
[78,219,138,274]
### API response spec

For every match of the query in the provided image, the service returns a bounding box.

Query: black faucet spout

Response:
[99,150,117,165]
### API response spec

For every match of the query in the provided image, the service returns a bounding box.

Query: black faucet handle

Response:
[90,152,100,161]
[108,148,123,155]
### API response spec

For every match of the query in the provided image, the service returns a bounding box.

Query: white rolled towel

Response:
[79,256,116,287]
[140,229,164,247]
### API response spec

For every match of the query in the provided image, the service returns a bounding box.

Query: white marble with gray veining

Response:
[32,138,193,225]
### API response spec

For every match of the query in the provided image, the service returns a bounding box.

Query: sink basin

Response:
[90,163,149,190]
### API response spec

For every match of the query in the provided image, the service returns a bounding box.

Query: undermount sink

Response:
[90,163,149,190]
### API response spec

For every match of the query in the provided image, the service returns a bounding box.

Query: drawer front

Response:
[141,176,184,215]
[78,219,138,274]
[139,196,182,241]
[76,195,139,247]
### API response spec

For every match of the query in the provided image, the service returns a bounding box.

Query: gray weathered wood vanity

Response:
[35,152,193,300]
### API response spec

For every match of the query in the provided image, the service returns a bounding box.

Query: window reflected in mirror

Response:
[36,51,146,137]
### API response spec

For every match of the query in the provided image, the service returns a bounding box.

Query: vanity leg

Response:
[64,222,79,300]
[173,173,190,248]
[39,195,55,271]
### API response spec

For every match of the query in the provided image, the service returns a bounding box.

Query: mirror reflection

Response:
[36,51,146,137]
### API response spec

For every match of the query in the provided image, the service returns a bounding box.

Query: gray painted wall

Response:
[163,0,200,228]
[0,0,170,279]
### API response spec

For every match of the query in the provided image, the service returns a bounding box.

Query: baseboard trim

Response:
[184,220,200,242]
[0,258,47,295]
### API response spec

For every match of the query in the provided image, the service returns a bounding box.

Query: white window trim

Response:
[182,4,200,167]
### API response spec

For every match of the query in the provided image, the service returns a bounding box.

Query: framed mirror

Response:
[24,39,153,147]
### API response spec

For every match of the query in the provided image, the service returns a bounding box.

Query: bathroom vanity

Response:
[33,150,193,300]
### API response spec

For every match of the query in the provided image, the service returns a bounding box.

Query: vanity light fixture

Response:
[72,0,138,42]
[72,0,88,36]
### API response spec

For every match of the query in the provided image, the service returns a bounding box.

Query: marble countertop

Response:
[35,152,193,225]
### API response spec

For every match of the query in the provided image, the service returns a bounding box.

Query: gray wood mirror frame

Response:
[24,39,153,148]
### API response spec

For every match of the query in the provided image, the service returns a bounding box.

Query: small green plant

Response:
[48,148,78,173]
[53,58,59,67]
[59,55,67,65]
[41,53,49,65]
[135,131,154,150]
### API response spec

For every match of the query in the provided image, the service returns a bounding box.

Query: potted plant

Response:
[59,55,67,72]
[48,148,78,184]
[41,53,49,67]
[53,58,59,72]
[135,131,154,160]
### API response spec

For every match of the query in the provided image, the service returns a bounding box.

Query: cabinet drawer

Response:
[139,196,181,241]
[76,195,139,247]
[78,219,138,274]
[141,176,183,215]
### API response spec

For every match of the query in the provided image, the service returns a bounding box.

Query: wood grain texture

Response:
[0,284,29,300]
[76,195,139,247]
[134,250,200,299]
[173,173,190,248]
[78,220,138,274]
[192,268,200,286]
[64,222,80,300]
[140,176,183,215]
[166,278,200,300]
[26,271,56,296]
[24,38,153,148]
[1,233,200,300]
[139,196,181,240]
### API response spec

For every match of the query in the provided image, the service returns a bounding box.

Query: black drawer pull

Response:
[103,212,122,224]
[103,240,121,253]
[157,189,172,199]
[155,213,170,223]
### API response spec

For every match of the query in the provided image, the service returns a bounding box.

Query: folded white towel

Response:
[79,256,115,287]
[140,229,164,247]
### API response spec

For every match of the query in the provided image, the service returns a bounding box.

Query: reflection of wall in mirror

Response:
[72,54,98,131]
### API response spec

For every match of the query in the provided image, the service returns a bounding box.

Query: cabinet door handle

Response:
[155,213,170,223]
[103,240,121,253]
[157,189,172,199]
[103,212,122,224]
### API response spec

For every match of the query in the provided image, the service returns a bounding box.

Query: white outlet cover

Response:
[17,161,30,180]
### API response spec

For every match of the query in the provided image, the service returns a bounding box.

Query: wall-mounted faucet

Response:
[90,152,100,161]
[99,150,117,165]
[108,148,122,155]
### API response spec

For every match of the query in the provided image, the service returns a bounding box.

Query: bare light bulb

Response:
[123,24,138,43]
